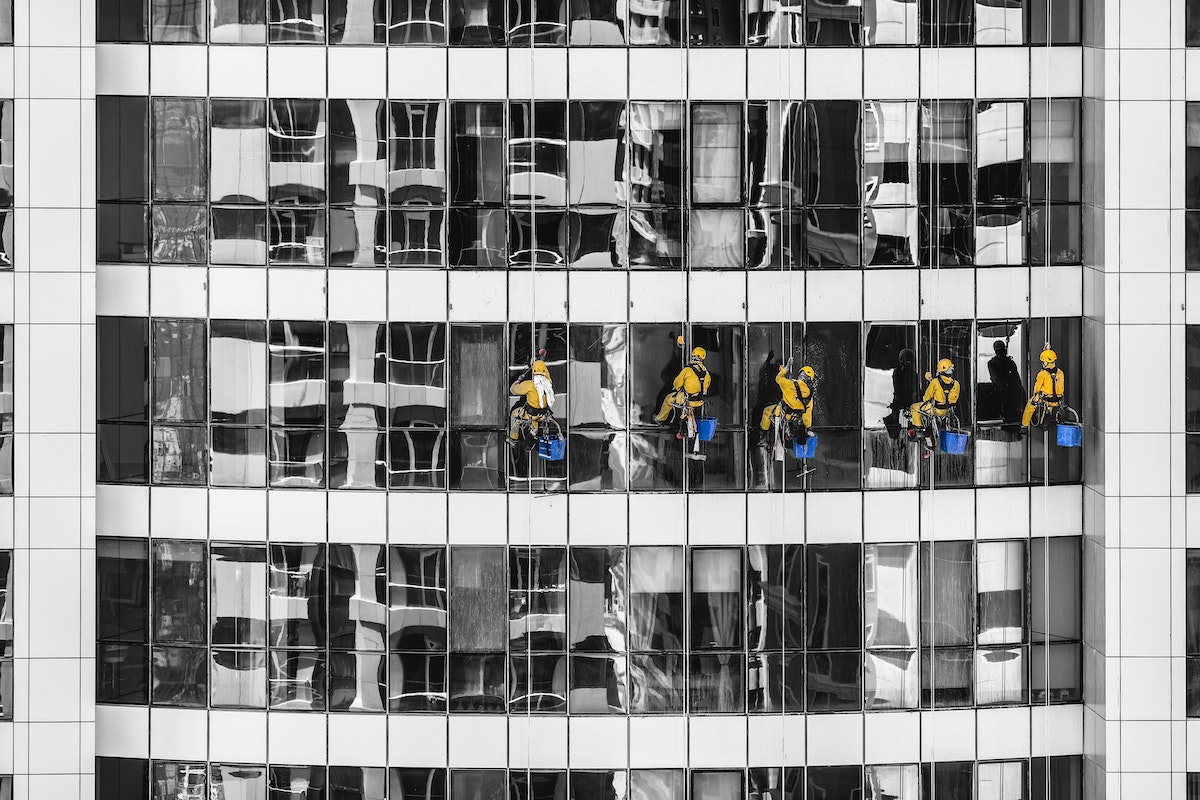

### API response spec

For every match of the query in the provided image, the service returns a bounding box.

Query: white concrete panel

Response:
[689,717,747,767]
[389,715,448,767]
[864,711,920,764]
[508,493,568,545]
[389,492,448,544]
[328,715,388,767]
[919,48,974,98]
[863,48,918,100]
[27,324,80,435]
[210,710,267,764]
[448,271,507,321]
[96,706,149,758]
[149,266,206,319]
[508,48,568,98]
[687,494,746,545]
[1119,50,1171,101]
[448,717,508,767]
[1115,434,1171,496]
[447,49,507,99]
[920,268,974,319]
[509,717,568,769]
[1119,273,1170,325]
[210,267,267,320]
[920,709,976,761]
[976,47,1030,98]
[149,708,208,761]
[97,485,149,537]
[746,271,804,321]
[509,271,568,321]
[389,270,448,321]
[628,49,686,100]
[268,491,327,542]
[806,49,862,100]
[1119,101,1171,209]
[267,46,327,97]
[806,492,862,542]
[28,208,81,272]
[976,706,1031,760]
[328,491,387,544]
[26,659,79,722]
[629,716,688,767]
[975,267,1030,320]
[919,489,974,540]
[1119,657,1173,720]
[209,46,267,98]
[688,272,745,322]
[268,712,326,765]
[27,548,81,657]
[569,718,628,768]
[568,50,628,100]
[687,50,747,100]
[268,268,326,320]
[96,45,149,96]
[1031,704,1083,756]
[328,269,387,321]
[1030,46,1082,97]
[1029,265,1082,319]
[745,50,804,101]
[390,48,448,99]
[149,46,206,96]
[746,493,805,545]
[863,269,918,321]
[863,490,918,542]
[150,487,207,540]
[448,494,508,544]
[568,494,628,544]
[568,271,627,322]
[806,271,861,321]
[1119,549,1172,657]
[209,489,268,542]
[628,493,686,544]
[976,486,1030,539]
[806,714,863,765]
[328,47,387,98]
[628,272,686,322]
[28,723,81,773]
[1120,721,1173,771]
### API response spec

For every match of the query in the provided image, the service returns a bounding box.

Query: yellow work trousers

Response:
[909,402,948,429]
[655,391,701,423]
[509,406,547,440]
[1021,399,1059,428]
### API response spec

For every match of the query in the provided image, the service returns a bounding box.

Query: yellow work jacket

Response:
[922,376,960,414]
[673,364,711,400]
[511,378,551,410]
[777,371,813,413]
[1032,368,1065,402]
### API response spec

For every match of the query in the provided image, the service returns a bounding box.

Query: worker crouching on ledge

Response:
[655,344,711,438]
[760,362,815,445]
[1021,348,1066,433]
[508,359,555,446]
[908,358,960,456]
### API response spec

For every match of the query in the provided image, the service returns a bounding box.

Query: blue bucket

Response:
[1056,423,1082,448]
[939,430,969,455]
[792,434,818,459]
[696,417,717,441]
[537,436,566,461]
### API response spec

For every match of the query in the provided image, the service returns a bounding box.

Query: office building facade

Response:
[0,0,1192,796]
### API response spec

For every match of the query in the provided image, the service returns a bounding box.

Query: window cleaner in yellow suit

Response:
[508,358,555,448]
[759,360,815,460]
[1021,348,1066,433]
[907,358,960,458]
[655,341,712,435]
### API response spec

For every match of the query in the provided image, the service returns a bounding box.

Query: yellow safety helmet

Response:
[532,360,550,377]
[1040,349,1057,367]
[936,358,954,376]
[799,365,816,382]
[691,347,706,361]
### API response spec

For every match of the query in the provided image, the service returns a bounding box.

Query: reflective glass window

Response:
[269,0,327,40]
[628,546,685,712]
[99,0,148,40]
[152,0,206,40]
[329,322,387,490]
[99,539,149,705]
[450,548,505,711]
[864,543,918,710]
[212,0,267,41]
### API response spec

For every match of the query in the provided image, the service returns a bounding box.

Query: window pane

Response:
[152,320,206,423]
[211,0,267,41]
[99,317,149,424]
[153,98,207,201]
[807,544,862,650]
[211,648,267,708]
[569,547,626,653]
[153,540,207,644]
[152,763,206,800]
[269,0,327,40]
[977,540,1025,646]
[212,764,267,800]
[99,538,149,643]
[211,99,268,203]
[865,543,917,648]
[450,547,506,652]
[99,0,148,40]
[269,543,327,648]
[98,96,148,203]
[269,320,326,427]
[389,546,448,651]
[329,0,387,42]
[807,767,861,800]
[921,541,975,647]
[628,546,684,652]
[451,324,506,427]
[1032,537,1081,643]
[151,0,205,40]
[210,544,267,648]
[211,320,268,425]
[629,771,684,800]
[269,99,327,204]
[510,547,568,652]
[329,544,388,651]
[690,548,742,650]
[452,102,505,204]
[152,644,207,705]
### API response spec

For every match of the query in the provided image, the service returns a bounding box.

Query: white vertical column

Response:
[11,1,94,799]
